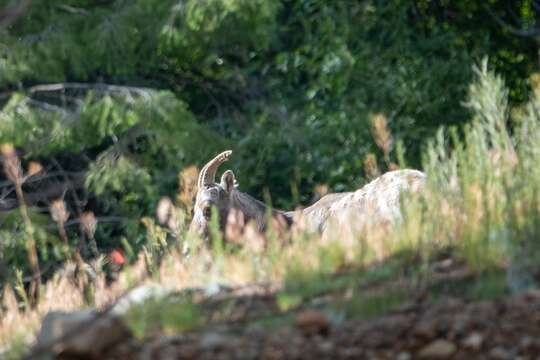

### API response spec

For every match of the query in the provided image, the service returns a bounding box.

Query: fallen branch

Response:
[28,82,155,101]
[0,173,85,212]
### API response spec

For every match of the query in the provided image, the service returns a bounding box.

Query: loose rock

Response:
[488,347,512,360]
[199,332,230,350]
[36,310,131,357]
[111,284,170,316]
[414,320,438,339]
[417,339,456,359]
[396,351,412,360]
[461,332,484,351]
[295,309,330,336]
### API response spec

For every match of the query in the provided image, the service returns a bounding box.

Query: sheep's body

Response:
[297,192,351,233]
[189,150,426,241]
[321,169,426,233]
[290,169,426,235]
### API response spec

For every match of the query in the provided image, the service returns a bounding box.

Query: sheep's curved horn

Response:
[198,150,232,188]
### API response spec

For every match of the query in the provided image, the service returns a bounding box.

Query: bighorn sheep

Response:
[188,150,292,240]
[189,150,426,240]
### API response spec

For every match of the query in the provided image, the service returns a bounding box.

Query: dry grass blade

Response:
[1,143,41,305]
[370,114,393,166]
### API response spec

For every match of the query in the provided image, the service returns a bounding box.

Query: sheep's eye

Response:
[203,206,212,220]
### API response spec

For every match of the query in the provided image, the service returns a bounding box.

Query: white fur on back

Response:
[323,169,426,232]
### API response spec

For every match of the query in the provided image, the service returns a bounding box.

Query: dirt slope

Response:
[103,289,540,360]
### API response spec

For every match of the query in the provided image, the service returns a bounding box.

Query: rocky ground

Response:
[24,255,540,360]
[98,289,540,360]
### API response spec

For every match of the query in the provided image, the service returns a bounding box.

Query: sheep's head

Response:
[189,150,236,240]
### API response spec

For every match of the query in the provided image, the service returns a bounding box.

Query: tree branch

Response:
[28,83,155,101]
[484,5,540,38]
[0,173,86,212]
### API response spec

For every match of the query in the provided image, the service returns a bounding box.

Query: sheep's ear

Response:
[220,170,236,193]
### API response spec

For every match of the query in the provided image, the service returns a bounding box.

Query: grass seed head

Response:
[50,199,70,225]
[80,211,98,238]
[1,143,22,184]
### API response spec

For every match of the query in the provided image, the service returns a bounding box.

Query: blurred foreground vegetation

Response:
[1,0,539,285]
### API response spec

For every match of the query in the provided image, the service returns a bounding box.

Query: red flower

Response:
[110,249,126,265]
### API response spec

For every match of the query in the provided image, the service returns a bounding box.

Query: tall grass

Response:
[399,59,540,288]
[3,60,540,354]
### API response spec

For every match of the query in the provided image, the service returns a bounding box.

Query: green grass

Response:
[337,288,409,319]
[466,272,509,301]
[278,253,408,311]
[124,295,203,338]
[244,313,296,332]
[0,333,30,360]
[425,269,508,301]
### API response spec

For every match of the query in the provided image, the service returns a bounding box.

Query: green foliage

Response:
[125,295,202,338]
[400,59,540,285]
[339,289,408,320]
[427,270,509,302]
[0,333,28,360]
[0,209,64,282]
[0,0,170,83]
